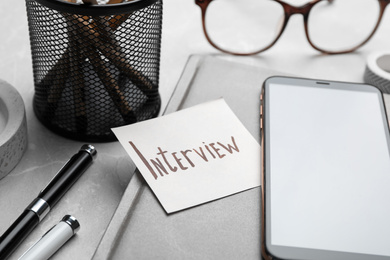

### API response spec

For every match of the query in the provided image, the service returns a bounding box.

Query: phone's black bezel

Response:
[261,76,390,260]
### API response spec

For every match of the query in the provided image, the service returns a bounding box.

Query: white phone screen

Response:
[266,82,390,257]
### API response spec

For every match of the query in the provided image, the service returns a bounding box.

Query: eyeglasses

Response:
[195,0,389,55]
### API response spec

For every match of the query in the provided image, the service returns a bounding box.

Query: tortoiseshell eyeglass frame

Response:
[195,0,389,56]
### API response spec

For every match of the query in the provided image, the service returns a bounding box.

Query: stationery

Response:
[18,215,80,260]
[93,55,289,260]
[0,145,96,259]
[112,99,261,213]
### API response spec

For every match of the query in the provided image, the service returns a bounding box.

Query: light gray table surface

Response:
[0,0,390,259]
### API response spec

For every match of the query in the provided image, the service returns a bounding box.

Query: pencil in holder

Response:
[25,0,163,141]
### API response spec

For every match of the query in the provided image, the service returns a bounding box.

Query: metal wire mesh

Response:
[26,0,162,141]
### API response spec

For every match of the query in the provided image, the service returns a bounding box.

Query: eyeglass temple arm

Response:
[315,0,334,4]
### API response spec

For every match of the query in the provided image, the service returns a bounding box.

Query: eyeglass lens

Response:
[205,0,285,54]
[308,0,380,53]
[204,0,381,54]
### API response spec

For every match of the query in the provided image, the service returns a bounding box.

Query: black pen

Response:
[0,144,97,259]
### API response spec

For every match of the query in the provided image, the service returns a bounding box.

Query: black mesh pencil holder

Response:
[25,0,162,142]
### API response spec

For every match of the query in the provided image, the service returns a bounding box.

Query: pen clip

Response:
[41,225,56,238]
[17,225,55,260]
[38,145,96,196]
[38,158,72,195]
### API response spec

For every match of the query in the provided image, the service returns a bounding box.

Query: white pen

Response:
[18,215,80,260]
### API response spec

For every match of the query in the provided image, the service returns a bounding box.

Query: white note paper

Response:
[112,99,261,213]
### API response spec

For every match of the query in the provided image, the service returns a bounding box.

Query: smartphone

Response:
[261,76,390,260]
